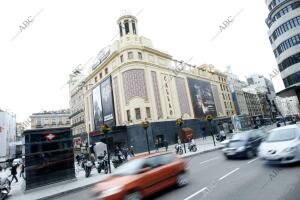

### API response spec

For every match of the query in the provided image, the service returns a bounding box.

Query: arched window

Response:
[132,20,136,34]
[119,23,123,37]
[124,20,130,34]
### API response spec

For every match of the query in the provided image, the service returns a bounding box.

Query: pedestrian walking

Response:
[202,127,207,140]
[164,140,169,152]
[10,164,18,183]
[155,139,159,152]
[75,154,81,165]
[177,136,181,144]
[20,164,25,179]
[129,146,135,157]
[122,147,128,160]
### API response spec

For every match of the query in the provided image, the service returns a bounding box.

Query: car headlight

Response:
[237,146,246,152]
[98,186,123,198]
[283,147,296,153]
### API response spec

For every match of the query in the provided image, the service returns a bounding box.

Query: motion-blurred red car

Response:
[92,152,189,200]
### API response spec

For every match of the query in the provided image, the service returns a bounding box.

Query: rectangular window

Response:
[128,52,133,59]
[146,107,151,118]
[94,76,97,83]
[120,55,124,63]
[105,68,108,75]
[127,110,131,122]
[138,52,143,60]
[135,108,141,120]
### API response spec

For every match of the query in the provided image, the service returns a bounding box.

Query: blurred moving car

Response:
[222,130,266,159]
[92,152,188,200]
[258,125,300,164]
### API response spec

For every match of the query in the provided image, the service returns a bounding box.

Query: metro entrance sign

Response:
[44,133,57,141]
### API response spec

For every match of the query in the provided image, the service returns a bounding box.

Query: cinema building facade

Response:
[82,14,236,152]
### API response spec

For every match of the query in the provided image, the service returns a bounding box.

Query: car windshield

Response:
[113,159,145,176]
[267,128,297,142]
[228,141,246,148]
[231,132,249,141]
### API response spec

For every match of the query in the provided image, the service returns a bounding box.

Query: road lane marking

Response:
[199,157,220,165]
[247,158,258,164]
[219,168,240,181]
[184,187,208,200]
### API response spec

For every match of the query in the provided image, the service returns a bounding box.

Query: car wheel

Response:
[176,172,189,187]
[124,191,142,200]
[246,150,254,158]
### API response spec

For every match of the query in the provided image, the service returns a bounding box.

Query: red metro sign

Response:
[44,133,57,141]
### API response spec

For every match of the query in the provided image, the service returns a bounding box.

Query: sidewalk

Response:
[8,165,112,200]
[8,136,221,200]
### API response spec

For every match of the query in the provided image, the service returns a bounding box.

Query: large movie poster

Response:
[100,77,115,127]
[92,85,103,130]
[187,78,217,118]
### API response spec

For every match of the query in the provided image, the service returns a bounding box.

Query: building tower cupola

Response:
[117,10,138,38]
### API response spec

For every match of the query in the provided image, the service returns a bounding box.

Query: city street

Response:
[52,150,300,200]
[2,1,300,200]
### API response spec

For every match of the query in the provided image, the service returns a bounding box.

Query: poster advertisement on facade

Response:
[92,85,103,130]
[100,77,116,127]
[187,78,217,118]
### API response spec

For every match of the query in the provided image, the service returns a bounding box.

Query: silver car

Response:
[258,125,300,164]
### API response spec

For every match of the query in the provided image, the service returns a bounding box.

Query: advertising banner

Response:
[92,85,103,130]
[187,78,217,118]
[100,77,116,127]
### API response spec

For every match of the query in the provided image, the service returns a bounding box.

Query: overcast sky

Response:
[0,0,284,122]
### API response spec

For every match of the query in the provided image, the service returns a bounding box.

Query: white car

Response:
[258,125,300,164]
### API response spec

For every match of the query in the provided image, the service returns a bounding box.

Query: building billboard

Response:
[187,78,217,118]
[92,47,111,70]
[92,85,103,130]
[100,77,116,127]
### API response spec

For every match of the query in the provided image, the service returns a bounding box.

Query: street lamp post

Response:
[176,117,186,154]
[206,115,216,147]
[101,124,112,173]
[141,119,151,154]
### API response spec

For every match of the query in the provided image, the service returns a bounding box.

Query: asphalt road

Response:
[52,150,300,200]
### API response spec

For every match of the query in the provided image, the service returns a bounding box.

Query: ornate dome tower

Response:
[117,10,138,38]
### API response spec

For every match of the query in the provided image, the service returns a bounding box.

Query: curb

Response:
[181,146,223,158]
[37,175,108,200]
[36,146,223,200]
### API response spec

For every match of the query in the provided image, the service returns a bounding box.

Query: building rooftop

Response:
[32,109,70,115]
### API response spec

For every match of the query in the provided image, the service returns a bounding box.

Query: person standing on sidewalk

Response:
[10,164,18,183]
